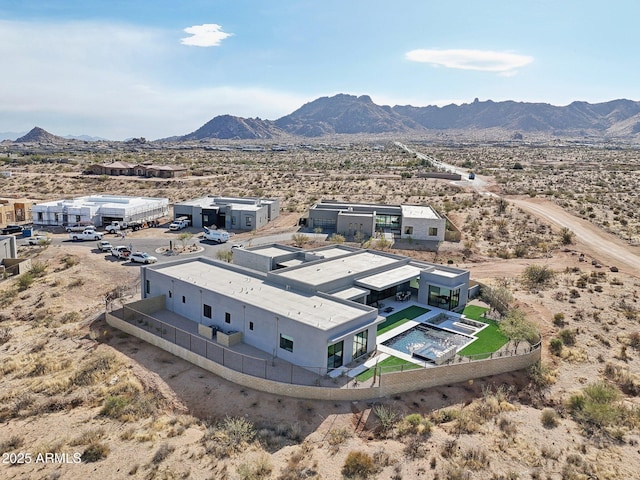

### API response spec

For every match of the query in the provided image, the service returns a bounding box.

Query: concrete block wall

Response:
[107,311,542,401]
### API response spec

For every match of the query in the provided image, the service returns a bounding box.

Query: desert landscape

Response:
[1,139,640,480]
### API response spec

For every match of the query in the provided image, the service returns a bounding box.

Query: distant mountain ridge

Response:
[11,95,640,143]
[177,94,640,141]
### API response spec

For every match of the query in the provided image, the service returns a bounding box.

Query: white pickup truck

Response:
[203,228,229,243]
[69,229,104,241]
[65,223,95,232]
[169,218,190,231]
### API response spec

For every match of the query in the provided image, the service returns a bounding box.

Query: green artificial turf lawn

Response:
[457,305,508,358]
[376,305,430,335]
[356,355,421,382]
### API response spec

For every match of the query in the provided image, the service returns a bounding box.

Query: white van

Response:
[203,228,230,243]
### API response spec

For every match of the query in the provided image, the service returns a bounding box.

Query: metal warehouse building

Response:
[32,195,169,227]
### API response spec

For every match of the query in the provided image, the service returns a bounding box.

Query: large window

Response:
[327,340,344,369]
[375,214,400,230]
[203,304,212,319]
[428,286,460,310]
[353,331,368,359]
[279,334,294,352]
[311,218,336,230]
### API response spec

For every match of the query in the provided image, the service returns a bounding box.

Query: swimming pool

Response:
[382,323,472,363]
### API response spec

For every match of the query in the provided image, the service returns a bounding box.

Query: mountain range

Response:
[8,94,640,143]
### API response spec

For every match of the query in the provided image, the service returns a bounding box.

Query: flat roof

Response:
[400,205,441,220]
[33,195,168,209]
[309,245,354,259]
[355,265,422,290]
[274,251,400,286]
[248,245,299,258]
[329,286,370,301]
[153,259,372,330]
[431,268,460,278]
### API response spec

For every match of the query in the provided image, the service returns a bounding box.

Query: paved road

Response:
[16,229,326,266]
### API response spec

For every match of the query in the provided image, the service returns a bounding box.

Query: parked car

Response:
[129,252,158,264]
[27,234,49,245]
[1,224,23,235]
[110,245,131,260]
[97,240,114,252]
[65,223,95,233]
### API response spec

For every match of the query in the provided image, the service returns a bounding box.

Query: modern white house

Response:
[140,244,470,373]
[32,195,169,227]
[306,200,446,242]
[173,196,280,231]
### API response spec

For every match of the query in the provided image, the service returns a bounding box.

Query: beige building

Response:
[0,198,34,227]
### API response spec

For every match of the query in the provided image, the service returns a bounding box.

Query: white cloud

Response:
[405,49,533,73]
[181,24,232,47]
[0,19,303,139]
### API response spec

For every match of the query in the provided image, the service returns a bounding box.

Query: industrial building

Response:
[173,196,280,231]
[307,200,446,242]
[32,195,169,227]
[140,244,470,373]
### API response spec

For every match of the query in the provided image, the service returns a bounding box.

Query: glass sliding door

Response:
[327,340,344,370]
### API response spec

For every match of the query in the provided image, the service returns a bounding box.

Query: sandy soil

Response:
[1,144,640,480]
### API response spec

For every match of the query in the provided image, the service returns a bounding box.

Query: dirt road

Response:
[508,196,640,275]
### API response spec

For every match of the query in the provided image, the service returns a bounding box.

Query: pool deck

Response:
[373,300,488,367]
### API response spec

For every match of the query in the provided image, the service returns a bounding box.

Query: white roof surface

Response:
[274,251,400,286]
[155,260,372,330]
[355,265,422,290]
[401,205,440,220]
[329,286,371,300]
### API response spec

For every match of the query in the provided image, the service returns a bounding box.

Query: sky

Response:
[1,0,639,140]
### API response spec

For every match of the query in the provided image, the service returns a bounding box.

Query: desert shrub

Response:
[237,455,273,480]
[17,272,34,291]
[81,442,109,462]
[202,416,256,458]
[71,428,105,447]
[628,332,640,350]
[71,352,119,386]
[567,381,633,435]
[373,404,398,435]
[68,278,84,288]
[329,233,345,243]
[61,255,79,269]
[522,264,555,289]
[560,227,575,245]
[549,338,563,355]
[341,451,377,479]
[603,363,640,396]
[0,435,24,454]
[553,313,566,327]
[0,327,11,345]
[558,329,577,346]
[527,362,556,391]
[396,413,432,437]
[151,443,174,464]
[541,408,558,428]
[0,288,18,308]
[462,447,489,470]
[291,233,310,247]
[480,285,513,316]
[29,262,48,277]
[327,427,352,446]
[216,250,233,263]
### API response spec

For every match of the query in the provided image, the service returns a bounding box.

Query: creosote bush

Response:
[341,451,377,479]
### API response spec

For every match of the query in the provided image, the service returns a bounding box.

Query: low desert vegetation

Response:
[1,140,640,478]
